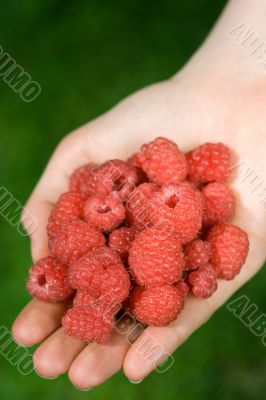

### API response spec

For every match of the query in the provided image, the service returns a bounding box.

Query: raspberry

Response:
[83,193,125,232]
[201,182,235,226]
[137,137,188,185]
[130,285,184,326]
[129,229,185,287]
[73,291,121,318]
[26,257,74,302]
[62,305,114,343]
[69,247,121,291]
[108,226,139,260]
[101,264,131,303]
[127,154,148,184]
[125,183,158,229]
[186,143,230,183]
[86,159,138,200]
[184,239,211,270]
[175,281,190,297]
[69,247,130,303]
[71,160,137,201]
[188,263,217,298]
[69,163,98,197]
[148,183,203,244]
[48,220,105,265]
[47,191,84,237]
[207,223,249,280]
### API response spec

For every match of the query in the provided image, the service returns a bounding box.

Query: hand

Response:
[12,64,266,388]
[12,0,266,386]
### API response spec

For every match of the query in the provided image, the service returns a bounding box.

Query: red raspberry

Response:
[137,137,188,185]
[48,220,105,265]
[47,191,84,237]
[130,285,184,326]
[62,305,114,343]
[175,281,190,297]
[101,264,131,303]
[83,193,125,232]
[86,160,138,200]
[186,143,230,183]
[127,154,148,184]
[125,183,158,229]
[148,183,203,244]
[206,223,249,280]
[184,239,211,270]
[129,229,185,287]
[108,226,139,260]
[73,291,121,318]
[188,263,217,298]
[71,160,137,201]
[69,247,130,303]
[201,182,235,226]
[26,257,74,302]
[69,163,98,197]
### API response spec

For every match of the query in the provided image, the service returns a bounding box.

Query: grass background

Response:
[0,0,265,398]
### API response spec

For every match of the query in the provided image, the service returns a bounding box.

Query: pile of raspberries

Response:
[26,137,249,344]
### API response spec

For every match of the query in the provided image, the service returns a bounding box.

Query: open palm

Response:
[12,68,266,388]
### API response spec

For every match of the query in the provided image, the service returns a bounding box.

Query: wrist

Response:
[173,0,266,85]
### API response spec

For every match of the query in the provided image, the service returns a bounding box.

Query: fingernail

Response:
[73,385,92,391]
[129,379,143,384]
[13,337,32,348]
[35,371,59,380]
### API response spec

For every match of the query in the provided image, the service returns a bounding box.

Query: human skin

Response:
[12,0,266,389]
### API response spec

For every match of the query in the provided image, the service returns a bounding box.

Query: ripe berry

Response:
[148,182,203,244]
[175,281,190,297]
[207,223,249,280]
[184,239,211,270]
[125,182,158,229]
[93,159,138,201]
[137,137,188,185]
[201,182,235,226]
[73,290,121,318]
[130,285,184,326]
[62,305,114,344]
[129,228,185,287]
[108,225,139,260]
[127,153,148,184]
[186,143,230,183]
[69,247,130,303]
[69,163,98,197]
[83,192,125,232]
[48,220,105,265]
[188,263,217,298]
[47,191,84,237]
[26,257,74,302]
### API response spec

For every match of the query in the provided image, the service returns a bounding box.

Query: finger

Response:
[122,273,254,382]
[12,299,67,346]
[68,330,131,390]
[21,132,92,261]
[33,327,86,378]
[22,200,53,261]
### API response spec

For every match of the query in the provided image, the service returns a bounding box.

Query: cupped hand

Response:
[12,66,266,388]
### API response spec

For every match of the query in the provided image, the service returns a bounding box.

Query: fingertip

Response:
[33,349,61,379]
[68,360,95,390]
[123,351,148,382]
[12,317,43,347]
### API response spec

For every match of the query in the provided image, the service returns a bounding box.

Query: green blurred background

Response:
[0,0,265,399]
